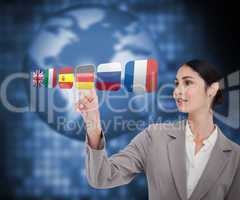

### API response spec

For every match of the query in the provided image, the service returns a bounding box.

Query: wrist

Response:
[86,121,102,136]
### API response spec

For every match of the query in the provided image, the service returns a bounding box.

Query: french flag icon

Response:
[124,59,158,93]
[96,62,122,91]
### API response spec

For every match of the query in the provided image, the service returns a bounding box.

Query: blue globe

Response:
[24,5,166,141]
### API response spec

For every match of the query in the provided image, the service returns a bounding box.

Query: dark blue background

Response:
[0,0,239,199]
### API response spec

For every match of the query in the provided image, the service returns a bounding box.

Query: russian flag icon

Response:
[96,62,122,91]
[124,59,158,93]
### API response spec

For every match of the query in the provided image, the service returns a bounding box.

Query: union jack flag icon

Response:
[32,69,44,87]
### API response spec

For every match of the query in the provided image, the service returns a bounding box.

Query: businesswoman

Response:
[76,59,240,200]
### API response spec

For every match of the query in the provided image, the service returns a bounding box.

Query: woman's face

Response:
[173,65,211,114]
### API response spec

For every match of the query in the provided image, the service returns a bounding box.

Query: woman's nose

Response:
[173,86,183,98]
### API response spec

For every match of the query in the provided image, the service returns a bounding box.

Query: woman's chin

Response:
[177,106,189,113]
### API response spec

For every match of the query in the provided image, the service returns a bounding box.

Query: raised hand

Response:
[75,89,102,148]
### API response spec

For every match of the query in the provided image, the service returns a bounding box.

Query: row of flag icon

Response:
[32,59,158,92]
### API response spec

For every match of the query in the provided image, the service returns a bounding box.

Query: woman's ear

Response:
[207,82,219,97]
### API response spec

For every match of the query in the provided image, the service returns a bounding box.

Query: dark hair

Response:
[184,59,224,109]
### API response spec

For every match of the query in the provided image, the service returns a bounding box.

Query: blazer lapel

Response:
[167,120,187,200]
[189,127,233,200]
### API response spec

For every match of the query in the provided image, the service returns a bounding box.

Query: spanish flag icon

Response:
[75,65,95,89]
[58,67,74,89]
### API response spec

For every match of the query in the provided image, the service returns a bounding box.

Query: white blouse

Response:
[185,120,218,199]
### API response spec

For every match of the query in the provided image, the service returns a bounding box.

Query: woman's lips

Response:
[177,98,188,106]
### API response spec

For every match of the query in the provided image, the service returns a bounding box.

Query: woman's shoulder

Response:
[144,120,186,139]
[218,128,240,154]
[227,137,240,153]
[149,119,185,131]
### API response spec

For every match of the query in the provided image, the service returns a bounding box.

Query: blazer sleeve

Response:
[85,125,153,189]
[225,150,240,200]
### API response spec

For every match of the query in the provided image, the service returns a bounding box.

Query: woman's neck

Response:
[188,109,215,141]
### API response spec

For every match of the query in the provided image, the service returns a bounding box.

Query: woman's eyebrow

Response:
[175,76,194,81]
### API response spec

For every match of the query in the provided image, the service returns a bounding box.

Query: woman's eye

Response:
[185,80,192,86]
[174,82,179,86]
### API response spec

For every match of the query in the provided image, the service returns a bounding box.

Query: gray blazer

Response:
[85,120,240,200]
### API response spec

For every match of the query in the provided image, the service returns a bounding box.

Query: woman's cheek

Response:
[187,88,205,108]
[185,89,193,100]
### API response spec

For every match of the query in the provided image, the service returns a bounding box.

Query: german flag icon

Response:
[75,65,95,90]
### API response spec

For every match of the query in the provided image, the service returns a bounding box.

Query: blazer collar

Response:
[189,128,232,200]
[166,119,186,137]
[167,119,233,151]
[167,119,233,200]
[167,119,187,200]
